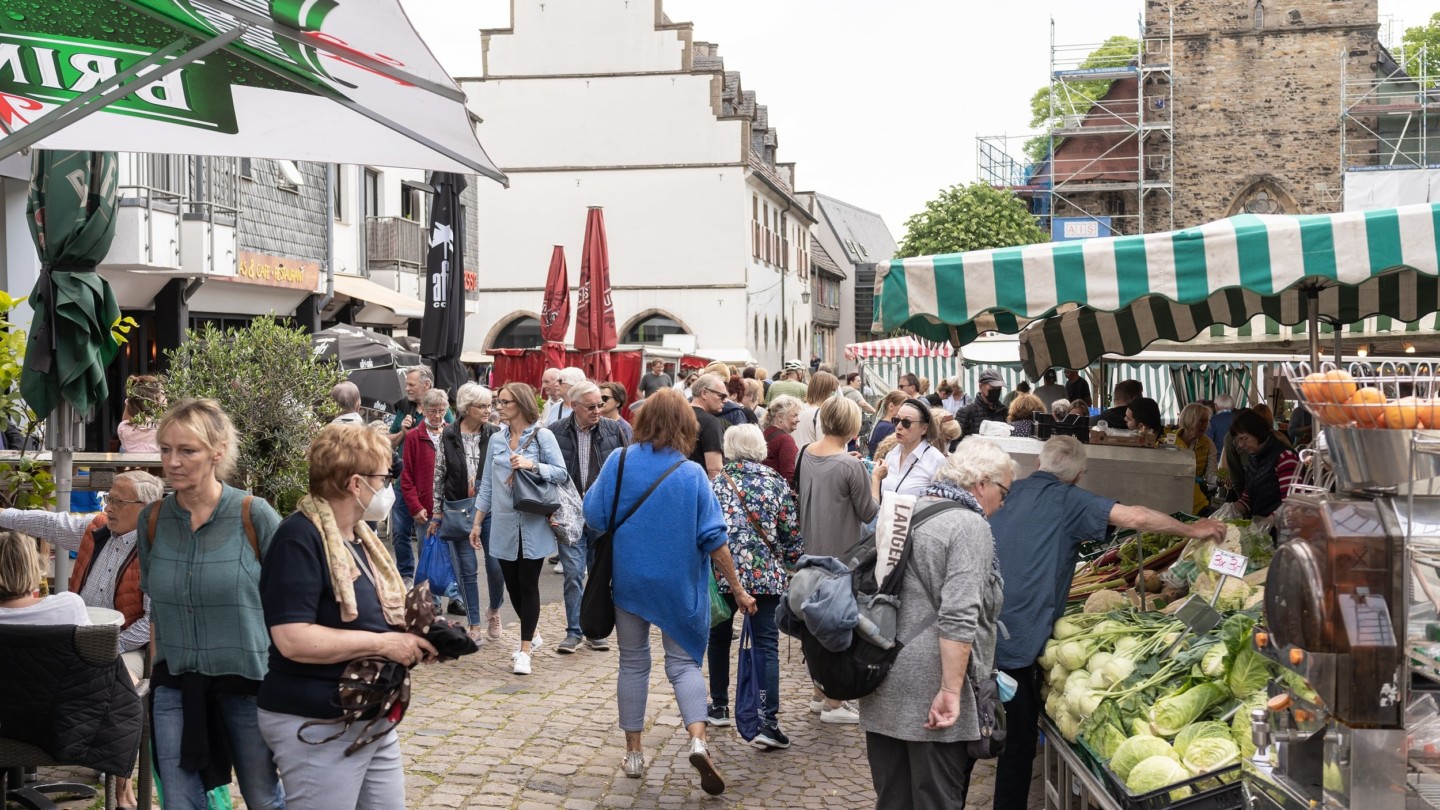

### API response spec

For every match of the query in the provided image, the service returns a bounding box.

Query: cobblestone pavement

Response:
[37,601,1046,809]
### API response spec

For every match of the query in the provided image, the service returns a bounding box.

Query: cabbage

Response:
[1182,737,1240,774]
[1131,717,1153,737]
[1058,640,1098,671]
[1173,721,1231,758]
[1149,682,1230,737]
[1200,644,1229,678]
[1056,709,1083,742]
[1085,722,1129,760]
[1109,735,1177,781]
[1193,571,1251,612]
[1226,644,1271,698]
[1126,755,1194,799]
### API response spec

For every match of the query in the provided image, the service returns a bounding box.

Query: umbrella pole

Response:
[50,403,75,593]
[1307,288,1321,369]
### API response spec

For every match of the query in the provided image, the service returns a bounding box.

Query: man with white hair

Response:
[1207,393,1236,450]
[551,380,629,653]
[539,367,562,423]
[988,437,1226,809]
[545,367,586,426]
[330,380,364,426]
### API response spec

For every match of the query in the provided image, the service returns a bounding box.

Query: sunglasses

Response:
[601,395,615,403]
[895,417,927,429]
[706,388,728,399]
[577,402,603,412]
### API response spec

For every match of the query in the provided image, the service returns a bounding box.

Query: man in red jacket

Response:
[0,469,164,810]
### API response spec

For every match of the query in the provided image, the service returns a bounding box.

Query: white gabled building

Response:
[461,0,814,371]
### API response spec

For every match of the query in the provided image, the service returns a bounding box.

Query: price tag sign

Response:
[1208,548,1248,579]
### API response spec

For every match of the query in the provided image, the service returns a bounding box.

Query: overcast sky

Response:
[402,0,1439,241]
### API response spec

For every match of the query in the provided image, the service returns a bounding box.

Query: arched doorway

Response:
[621,311,690,344]
[489,315,542,349]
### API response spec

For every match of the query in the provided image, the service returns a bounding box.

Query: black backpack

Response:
[795,500,962,701]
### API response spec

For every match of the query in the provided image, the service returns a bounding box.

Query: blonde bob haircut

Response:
[308,423,393,501]
[158,398,240,482]
[819,396,862,439]
[805,371,840,406]
[0,530,40,600]
[632,388,698,456]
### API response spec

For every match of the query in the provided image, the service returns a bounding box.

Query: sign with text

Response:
[233,252,320,291]
[1208,548,1247,579]
[1052,216,1112,242]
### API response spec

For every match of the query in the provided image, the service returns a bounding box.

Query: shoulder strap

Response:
[722,470,778,555]
[607,446,628,527]
[895,500,972,645]
[241,495,259,561]
[793,443,810,485]
[613,458,687,534]
[145,497,163,549]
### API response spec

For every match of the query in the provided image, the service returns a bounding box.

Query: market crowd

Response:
[11,357,1320,809]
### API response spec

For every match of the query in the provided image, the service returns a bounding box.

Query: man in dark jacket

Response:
[552,380,629,654]
[959,369,1009,436]
[1097,379,1143,430]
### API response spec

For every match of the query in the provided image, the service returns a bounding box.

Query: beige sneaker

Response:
[486,609,503,641]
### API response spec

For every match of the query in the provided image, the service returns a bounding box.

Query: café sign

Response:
[233,251,319,291]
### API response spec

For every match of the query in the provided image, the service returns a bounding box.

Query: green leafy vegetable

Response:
[1149,682,1230,737]
[1173,721,1231,758]
[1200,644,1229,678]
[1126,755,1194,799]
[1110,735,1177,781]
[1182,738,1240,774]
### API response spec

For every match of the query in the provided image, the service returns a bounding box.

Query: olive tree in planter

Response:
[157,316,347,514]
[0,291,54,510]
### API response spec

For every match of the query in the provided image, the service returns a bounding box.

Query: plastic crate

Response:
[1099,759,1244,810]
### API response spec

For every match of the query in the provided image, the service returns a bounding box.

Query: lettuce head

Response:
[1110,735,1177,781]
[1182,738,1240,775]
[1125,755,1194,799]
[1173,721,1231,758]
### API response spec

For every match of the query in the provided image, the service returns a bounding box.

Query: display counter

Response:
[0,451,163,490]
[989,437,1195,515]
[1039,716,1122,810]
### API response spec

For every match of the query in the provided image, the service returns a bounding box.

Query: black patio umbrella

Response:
[419,171,469,397]
[312,325,420,414]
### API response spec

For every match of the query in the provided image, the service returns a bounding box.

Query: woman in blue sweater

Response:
[583,388,755,795]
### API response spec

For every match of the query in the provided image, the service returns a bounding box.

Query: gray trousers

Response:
[256,708,404,810]
[615,606,708,732]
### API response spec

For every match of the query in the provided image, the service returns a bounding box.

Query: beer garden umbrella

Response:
[418,171,468,396]
[873,202,1440,378]
[575,207,617,381]
[540,246,571,370]
[312,324,420,414]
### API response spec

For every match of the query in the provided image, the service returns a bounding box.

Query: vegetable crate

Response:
[1098,759,1244,810]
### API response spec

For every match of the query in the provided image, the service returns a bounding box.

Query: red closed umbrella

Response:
[575,206,617,380]
[540,245,571,370]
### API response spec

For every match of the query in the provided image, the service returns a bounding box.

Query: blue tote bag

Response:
[735,613,764,742]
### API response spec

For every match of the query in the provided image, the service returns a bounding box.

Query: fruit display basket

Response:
[1283,361,1440,430]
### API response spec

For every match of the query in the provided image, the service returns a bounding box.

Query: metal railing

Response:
[365,216,425,269]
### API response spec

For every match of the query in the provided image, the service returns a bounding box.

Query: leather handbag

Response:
[438,498,475,541]
[508,429,560,516]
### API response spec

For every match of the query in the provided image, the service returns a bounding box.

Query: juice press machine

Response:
[1245,362,1440,809]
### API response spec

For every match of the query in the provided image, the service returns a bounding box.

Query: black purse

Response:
[579,449,687,639]
[508,429,559,516]
[966,657,1007,760]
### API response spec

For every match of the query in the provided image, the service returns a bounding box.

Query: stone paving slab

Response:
[33,602,1046,809]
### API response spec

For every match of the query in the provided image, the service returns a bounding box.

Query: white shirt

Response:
[792,405,823,447]
[543,398,568,426]
[331,412,365,426]
[0,591,90,626]
[882,443,945,497]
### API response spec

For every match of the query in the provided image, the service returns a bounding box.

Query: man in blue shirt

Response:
[989,436,1225,810]
[1207,393,1236,451]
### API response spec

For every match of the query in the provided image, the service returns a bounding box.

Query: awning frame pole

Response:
[1307,287,1321,369]
[0,34,224,157]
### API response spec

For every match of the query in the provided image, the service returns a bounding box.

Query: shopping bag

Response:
[735,614,763,742]
[708,574,733,628]
[416,533,456,596]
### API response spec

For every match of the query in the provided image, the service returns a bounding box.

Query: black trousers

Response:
[866,731,975,810]
[993,663,1042,809]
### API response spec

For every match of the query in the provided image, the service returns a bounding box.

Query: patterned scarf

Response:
[922,480,986,518]
[296,495,407,627]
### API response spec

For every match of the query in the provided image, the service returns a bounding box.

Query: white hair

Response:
[935,438,1019,490]
[1215,393,1235,409]
[722,424,768,463]
[406,365,434,385]
[763,394,803,428]
[542,367,561,379]
[115,470,164,504]
[421,387,449,409]
[456,382,491,414]
[1050,399,1071,420]
[559,367,586,385]
[1038,435,1087,483]
[568,380,601,403]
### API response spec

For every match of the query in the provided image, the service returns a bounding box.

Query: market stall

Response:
[843,335,959,392]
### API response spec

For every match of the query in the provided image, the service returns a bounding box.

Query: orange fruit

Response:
[1381,396,1420,429]
[1318,403,1351,427]
[1418,399,1440,429]
[1345,387,1387,428]
[1321,370,1359,403]
[1299,372,1329,404]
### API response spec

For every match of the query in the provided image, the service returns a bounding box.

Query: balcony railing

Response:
[366,216,425,270]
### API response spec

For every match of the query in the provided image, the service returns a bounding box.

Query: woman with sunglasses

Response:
[469,382,569,676]
[871,398,946,501]
[258,424,438,809]
[597,381,634,442]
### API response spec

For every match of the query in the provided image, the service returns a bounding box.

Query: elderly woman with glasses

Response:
[598,381,635,442]
[1228,409,1300,519]
[760,395,803,484]
[470,382,568,676]
[428,383,505,643]
[860,438,1018,810]
[871,398,946,501]
[258,424,438,810]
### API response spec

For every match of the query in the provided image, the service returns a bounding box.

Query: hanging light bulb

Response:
[1356,344,1369,358]
[1404,342,1417,354]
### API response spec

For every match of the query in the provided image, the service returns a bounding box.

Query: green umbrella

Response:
[19,150,122,420]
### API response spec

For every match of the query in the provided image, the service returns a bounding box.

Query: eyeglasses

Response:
[994,481,1010,502]
[107,496,147,506]
[495,398,516,407]
[577,402,603,412]
[601,395,615,403]
[901,383,917,389]
[471,402,492,410]
[895,417,927,429]
[365,473,394,488]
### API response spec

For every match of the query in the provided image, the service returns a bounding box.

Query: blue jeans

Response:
[152,685,285,810]
[389,484,415,580]
[707,593,782,727]
[558,527,605,641]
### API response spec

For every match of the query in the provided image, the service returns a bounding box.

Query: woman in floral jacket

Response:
[705,424,803,750]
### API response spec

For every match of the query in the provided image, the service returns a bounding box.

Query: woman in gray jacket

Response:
[858,438,1016,810]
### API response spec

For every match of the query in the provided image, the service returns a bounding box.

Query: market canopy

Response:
[0,0,506,183]
[873,203,1440,378]
[844,335,954,361]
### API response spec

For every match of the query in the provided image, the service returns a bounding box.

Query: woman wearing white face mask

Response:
[256,424,438,809]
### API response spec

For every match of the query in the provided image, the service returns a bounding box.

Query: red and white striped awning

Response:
[844,335,955,361]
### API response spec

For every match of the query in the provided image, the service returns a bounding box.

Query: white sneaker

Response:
[808,699,824,715]
[512,650,532,675]
[553,561,564,574]
[517,634,543,654]
[820,702,860,724]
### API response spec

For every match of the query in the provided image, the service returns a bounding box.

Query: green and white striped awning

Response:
[874,203,1440,377]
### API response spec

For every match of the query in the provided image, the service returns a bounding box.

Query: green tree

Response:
[0,291,53,510]
[898,182,1048,258]
[158,316,346,513]
[1024,35,1139,161]
[1401,13,1440,88]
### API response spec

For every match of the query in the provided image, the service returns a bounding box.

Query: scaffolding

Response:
[977,13,1174,238]
[1340,42,1436,172]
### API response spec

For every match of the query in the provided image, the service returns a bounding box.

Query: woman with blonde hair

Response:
[583,389,754,792]
[257,424,438,809]
[867,390,909,458]
[1176,402,1218,515]
[792,371,840,447]
[138,399,285,809]
[0,530,88,624]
